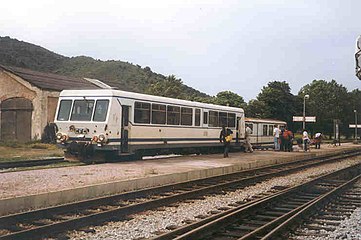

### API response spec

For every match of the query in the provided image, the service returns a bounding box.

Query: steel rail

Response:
[153,162,361,240]
[0,149,360,239]
[0,157,65,170]
[260,174,361,240]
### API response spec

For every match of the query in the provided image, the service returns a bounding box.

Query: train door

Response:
[202,110,209,138]
[254,123,259,144]
[237,116,245,141]
[121,105,130,152]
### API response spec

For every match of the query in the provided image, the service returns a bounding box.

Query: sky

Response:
[0,0,360,101]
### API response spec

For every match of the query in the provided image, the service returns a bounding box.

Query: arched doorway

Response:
[0,98,33,142]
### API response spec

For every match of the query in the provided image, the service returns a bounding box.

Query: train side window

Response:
[219,112,227,127]
[70,100,95,121]
[151,104,166,124]
[195,109,201,126]
[203,112,208,124]
[93,100,109,122]
[268,125,274,136]
[209,111,218,127]
[167,105,180,125]
[181,107,193,126]
[57,100,72,121]
[134,101,151,124]
[263,125,268,136]
[228,113,236,128]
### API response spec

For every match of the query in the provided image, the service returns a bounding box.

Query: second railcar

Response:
[245,117,287,149]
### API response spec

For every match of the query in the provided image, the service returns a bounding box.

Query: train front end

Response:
[54,90,119,162]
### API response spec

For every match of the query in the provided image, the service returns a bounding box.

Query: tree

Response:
[146,75,187,100]
[213,91,246,108]
[298,80,351,137]
[256,81,298,125]
[244,99,270,119]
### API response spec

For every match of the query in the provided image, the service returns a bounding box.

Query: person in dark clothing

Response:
[279,126,285,151]
[220,126,233,158]
[282,127,293,152]
[314,132,322,149]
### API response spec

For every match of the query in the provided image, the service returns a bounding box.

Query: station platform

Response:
[1,143,361,216]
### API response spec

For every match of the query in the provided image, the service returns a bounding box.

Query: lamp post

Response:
[354,110,358,143]
[303,94,310,130]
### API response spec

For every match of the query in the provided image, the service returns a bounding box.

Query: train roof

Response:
[245,117,286,124]
[59,89,244,113]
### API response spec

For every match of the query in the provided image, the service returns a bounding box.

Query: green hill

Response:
[0,36,210,100]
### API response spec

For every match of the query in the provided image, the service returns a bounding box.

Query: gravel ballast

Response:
[69,158,361,240]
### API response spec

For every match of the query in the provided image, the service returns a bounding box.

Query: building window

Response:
[228,113,236,128]
[57,100,72,121]
[152,104,166,124]
[195,109,201,126]
[70,100,95,121]
[93,100,109,122]
[181,107,193,126]
[209,111,218,127]
[167,105,180,125]
[134,101,150,124]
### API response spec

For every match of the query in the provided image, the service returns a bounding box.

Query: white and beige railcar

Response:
[54,89,246,160]
[245,117,287,148]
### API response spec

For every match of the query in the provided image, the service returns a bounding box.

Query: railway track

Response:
[0,154,184,172]
[287,178,361,239]
[0,157,66,171]
[153,162,361,240]
[0,149,360,239]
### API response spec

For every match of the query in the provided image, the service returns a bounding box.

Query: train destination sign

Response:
[349,124,361,128]
[292,116,316,122]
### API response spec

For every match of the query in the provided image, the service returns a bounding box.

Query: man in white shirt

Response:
[244,125,254,153]
[314,132,322,149]
[273,125,280,151]
[302,129,310,152]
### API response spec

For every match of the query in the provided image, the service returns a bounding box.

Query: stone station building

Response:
[0,65,108,142]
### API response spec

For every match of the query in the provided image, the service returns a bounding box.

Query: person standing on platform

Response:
[302,129,310,152]
[244,124,254,153]
[279,126,285,151]
[273,125,280,151]
[282,127,290,152]
[286,128,294,151]
[220,126,233,158]
[314,132,322,149]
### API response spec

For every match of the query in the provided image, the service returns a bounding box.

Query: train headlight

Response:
[98,134,106,143]
[56,133,63,141]
[60,134,68,142]
[92,136,99,143]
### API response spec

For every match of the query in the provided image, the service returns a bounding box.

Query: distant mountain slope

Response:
[0,36,209,99]
[0,36,65,72]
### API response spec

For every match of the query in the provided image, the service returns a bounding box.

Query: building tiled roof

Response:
[0,65,101,91]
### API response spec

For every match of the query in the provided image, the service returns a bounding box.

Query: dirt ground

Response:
[0,144,64,162]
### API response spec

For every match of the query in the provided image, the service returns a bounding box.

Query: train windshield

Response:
[56,99,109,122]
[93,100,109,121]
[57,100,72,121]
[71,100,95,121]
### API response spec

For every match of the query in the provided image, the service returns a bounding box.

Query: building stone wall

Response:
[0,70,60,141]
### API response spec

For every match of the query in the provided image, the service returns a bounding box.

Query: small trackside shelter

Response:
[0,65,108,142]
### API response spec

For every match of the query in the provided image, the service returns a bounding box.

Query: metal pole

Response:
[355,110,358,143]
[303,97,306,130]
